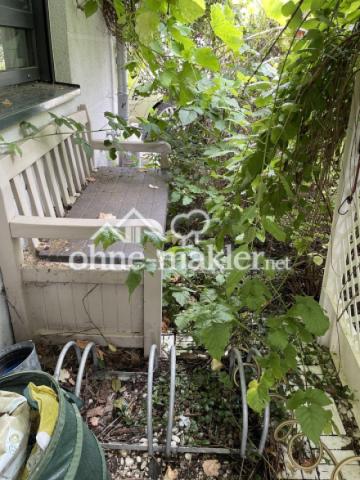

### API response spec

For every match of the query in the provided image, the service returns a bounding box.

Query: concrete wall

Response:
[0,0,117,345]
[48,0,117,135]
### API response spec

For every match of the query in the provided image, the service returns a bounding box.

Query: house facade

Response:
[0,0,119,345]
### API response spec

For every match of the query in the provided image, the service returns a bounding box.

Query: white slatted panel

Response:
[321,75,360,350]
[33,158,56,217]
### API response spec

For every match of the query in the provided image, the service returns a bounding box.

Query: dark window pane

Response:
[0,0,31,11]
[0,27,34,70]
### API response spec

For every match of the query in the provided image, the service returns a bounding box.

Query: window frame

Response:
[0,0,53,88]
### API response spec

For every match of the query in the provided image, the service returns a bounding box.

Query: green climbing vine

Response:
[80,0,360,444]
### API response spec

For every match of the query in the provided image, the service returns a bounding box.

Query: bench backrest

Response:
[0,107,93,227]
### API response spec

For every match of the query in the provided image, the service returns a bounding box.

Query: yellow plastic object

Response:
[20,383,59,480]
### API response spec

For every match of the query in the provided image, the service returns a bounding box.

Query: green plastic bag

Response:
[0,371,109,480]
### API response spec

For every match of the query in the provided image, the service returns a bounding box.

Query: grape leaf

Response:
[193,47,220,72]
[126,268,142,296]
[289,296,329,336]
[135,11,160,44]
[262,217,286,242]
[179,109,198,126]
[83,0,98,17]
[240,278,272,311]
[247,379,271,412]
[171,0,206,24]
[198,322,232,360]
[210,3,244,52]
[296,403,332,444]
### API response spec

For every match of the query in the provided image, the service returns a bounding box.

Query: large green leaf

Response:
[179,109,198,126]
[289,296,329,336]
[247,379,271,412]
[262,217,286,242]
[126,268,143,296]
[210,4,243,52]
[193,47,220,72]
[262,0,288,23]
[198,322,232,360]
[171,0,206,24]
[83,0,98,17]
[240,278,272,311]
[135,10,160,44]
[296,403,332,444]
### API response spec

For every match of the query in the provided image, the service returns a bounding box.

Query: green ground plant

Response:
[20,0,360,445]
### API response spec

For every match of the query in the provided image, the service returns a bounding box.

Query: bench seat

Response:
[38,167,168,263]
[0,106,171,356]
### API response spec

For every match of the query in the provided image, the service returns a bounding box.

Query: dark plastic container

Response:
[0,341,41,376]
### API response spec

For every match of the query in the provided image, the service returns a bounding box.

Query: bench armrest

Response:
[10,216,163,243]
[91,140,171,169]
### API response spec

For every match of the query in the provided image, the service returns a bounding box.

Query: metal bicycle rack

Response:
[54,341,98,398]
[54,342,271,458]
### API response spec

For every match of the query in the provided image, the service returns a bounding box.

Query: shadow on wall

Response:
[0,273,13,346]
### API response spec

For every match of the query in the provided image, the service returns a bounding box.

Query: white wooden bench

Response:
[0,106,171,356]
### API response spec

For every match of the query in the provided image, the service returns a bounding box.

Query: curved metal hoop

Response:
[147,344,158,456]
[274,419,360,480]
[230,348,249,458]
[54,341,82,381]
[75,342,98,398]
[166,345,177,457]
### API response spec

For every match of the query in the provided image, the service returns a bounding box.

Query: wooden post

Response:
[143,244,162,357]
[0,184,30,340]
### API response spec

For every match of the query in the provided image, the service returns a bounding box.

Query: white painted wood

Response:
[51,146,73,206]
[0,110,88,183]
[0,184,30,340]
[320,74,360,429]
[143,244,162,357]
[43,152,65,217]
[78,134,91,178]
[33,159,56,218]
[31,330,144,349]
[57,283,78,331]
[92,139,171,169]
[0,105,164,358]
[64,138,82,193]
[21,265,131,285]
[11,175,39,250]
[70,137,87,186]
[23,167,45,217]
[91,139,171,155]
[10,215,163,240]
[59,141,77,197]
[101,284,119,333]
[11,175,32,216]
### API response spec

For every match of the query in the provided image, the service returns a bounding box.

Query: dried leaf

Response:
[90,417,100,427]
[86,406,105,418]
[211,359,224,372]
[164,466,178,480]
[96,347,105,361]
[2,99,12,107]
[108,343,117,353]
[98,212,116,220]
[76,339,89,350]
[59,368,71,383]
[112,378,122,393]
[86,176,96,183]
[203,459,221,477]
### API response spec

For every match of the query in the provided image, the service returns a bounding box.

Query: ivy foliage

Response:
[79,0,360,444]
